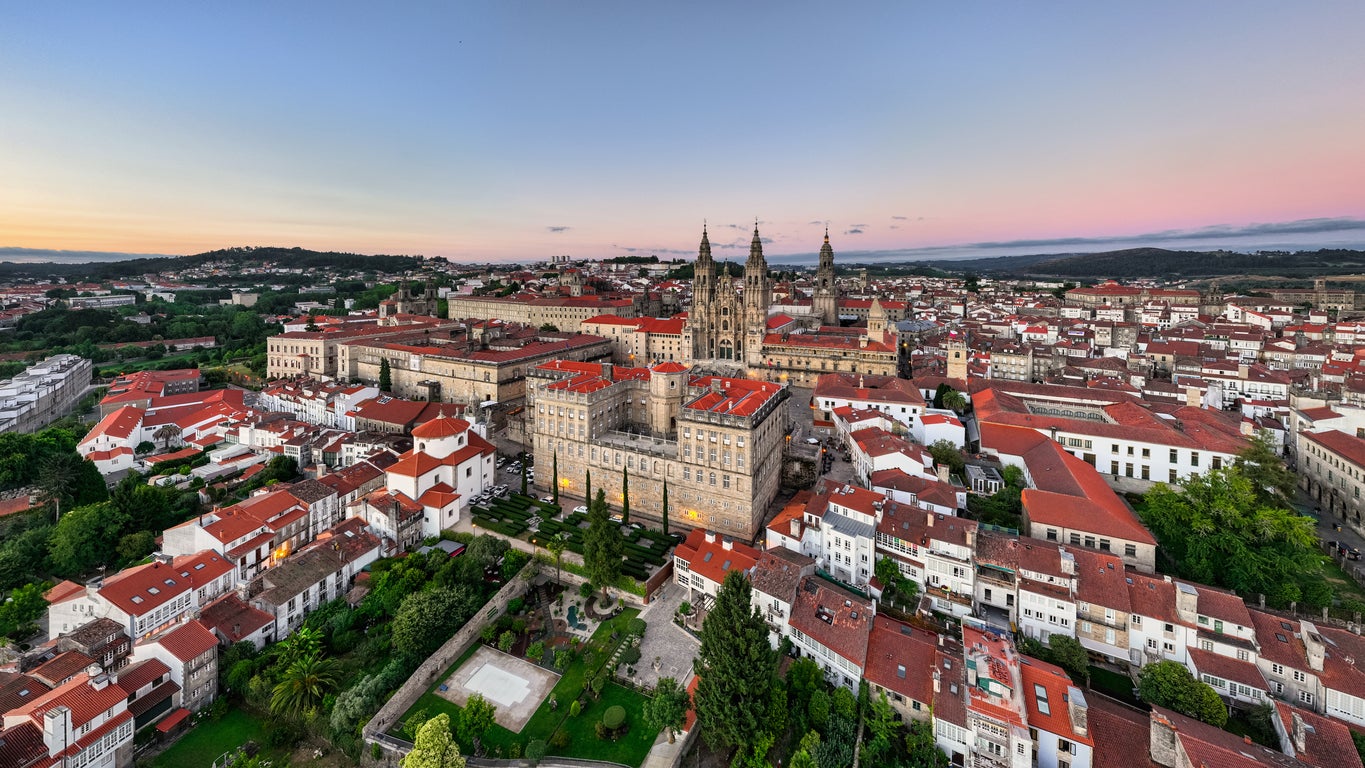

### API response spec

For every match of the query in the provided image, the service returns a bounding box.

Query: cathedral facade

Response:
[685,224,772,366]
[684,223,898,385]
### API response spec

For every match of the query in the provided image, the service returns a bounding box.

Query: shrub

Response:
[603,705,626,730]
[554,649,571,670]
[551,730,571,748]
[595,721,608,740]
[499,631,516,652]
[678,601,692,615]
[512,618,528,635]
[621,646,642,666]
[569,699,581,718]
[627,618,647,636]
[579,582,594,599]
[527,640,546,663]
[508,597,526,614]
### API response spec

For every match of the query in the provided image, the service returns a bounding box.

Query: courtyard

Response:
[436,645,560,732]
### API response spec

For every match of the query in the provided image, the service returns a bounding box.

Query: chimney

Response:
[1184,387,1201,408]
[935,464,950,484]
[1149,710,1180,768]
[965,527,976,549]
[932,669,941,693]
[704,530,716,544]
[721,536,734,551]
[926,511,934,528]
[601,362,614,380]
[1291,711,1307,754]
[1238,362,1249,378]
[1067,687,1089,738]
[790,517,801,538]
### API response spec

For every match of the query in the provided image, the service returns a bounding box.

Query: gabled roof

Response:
[144,620,218,662]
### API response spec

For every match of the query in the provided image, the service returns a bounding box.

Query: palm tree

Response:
[38,453,78,522]
[153,424,182,450]
[941,389,968,414]
[270,653,339,718]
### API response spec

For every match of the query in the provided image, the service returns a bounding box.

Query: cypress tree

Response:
[551,453,559,505]
[585,468,592,510]
[378,358,392,392]
[694,570,778,753]
[621,467,630,525]
[661,479,669,535]
[583,488,622,601]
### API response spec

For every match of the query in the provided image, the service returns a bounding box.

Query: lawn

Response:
[1087,665,1140,707]
[148,708,271,768]
[394,608,659,765]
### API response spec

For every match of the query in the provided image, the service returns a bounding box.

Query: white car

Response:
[540,495,555,504]
[573,505,589,515]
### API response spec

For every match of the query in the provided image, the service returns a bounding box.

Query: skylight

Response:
[1034,684,1050,715]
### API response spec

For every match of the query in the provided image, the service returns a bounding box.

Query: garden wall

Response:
[363,563,534,762]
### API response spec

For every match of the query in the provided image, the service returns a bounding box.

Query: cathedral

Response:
[686,223,773,365]
[684,222,899,385]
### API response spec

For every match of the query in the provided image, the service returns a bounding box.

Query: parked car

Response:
[573,505,589,515]
[540,495,555,504]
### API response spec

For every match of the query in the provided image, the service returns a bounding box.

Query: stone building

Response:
[528,359,789,540]
[337,330,612,408]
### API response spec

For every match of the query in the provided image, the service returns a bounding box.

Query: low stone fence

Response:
[363,563,535,763]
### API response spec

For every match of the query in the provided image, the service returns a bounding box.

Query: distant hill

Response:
[0,246,432,281]
[922,247,1365,279]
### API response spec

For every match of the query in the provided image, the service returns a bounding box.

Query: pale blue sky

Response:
[2,2,1363,262]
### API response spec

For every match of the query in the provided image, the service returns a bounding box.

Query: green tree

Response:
[620,466,630,525]
[269,653,339,718]
[1138,660,1227,727]
[785,657,823,734]
[0,581,53,638]
[521,462,528,496]
[693,570,778,754]
[1140,467,1325,608]
[459,693,497,750]
[379,358,392,392]
[403,713,467,768]
[661,479,669,535]
[116,531,157,564]
[546,532,568,585]
[582,489,622,600]
[927,439,964,478]
[941,389,968,413]
[905,718,949,767]
[585,468,592,509]
[551,453,559,504]
[1045,634,1090,683]
[48,502,126,577]
[392,587,479,659]
[1233,432,1296,506]
[135,440,156,455]
[862,690,899,764]
[644,676,690,744]
[874,555,918,608]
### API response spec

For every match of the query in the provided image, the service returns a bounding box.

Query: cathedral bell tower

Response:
[813,228,838,325]
[743,222,772,366]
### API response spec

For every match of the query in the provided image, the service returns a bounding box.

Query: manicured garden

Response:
[473,493,682,581]
[394,607,659,765]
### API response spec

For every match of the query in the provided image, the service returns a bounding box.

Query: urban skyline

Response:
[3,2,1364,262]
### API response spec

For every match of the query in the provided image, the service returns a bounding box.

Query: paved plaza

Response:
[630,580,700,689]
[436,645,559,733]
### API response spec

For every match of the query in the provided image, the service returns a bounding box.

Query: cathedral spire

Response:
[698,223,713,264]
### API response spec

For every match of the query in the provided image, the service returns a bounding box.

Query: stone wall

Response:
[363,563,535,762]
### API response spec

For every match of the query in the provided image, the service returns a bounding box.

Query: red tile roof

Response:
[674,528,760,587]
[410,415,471,439]
[79,405,143,445]
[863,616,939,706]
[148,620,219,662]
[97,551,233,617]
[1019,656,1093,745]
[788,577,874,668]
